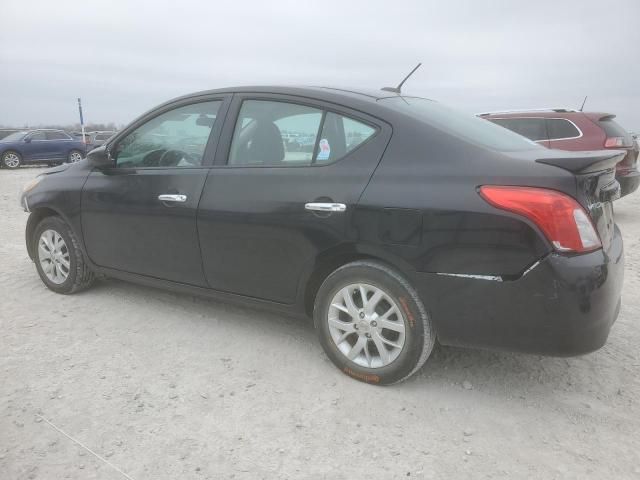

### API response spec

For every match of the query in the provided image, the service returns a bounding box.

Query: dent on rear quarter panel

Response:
[354,121,553,278]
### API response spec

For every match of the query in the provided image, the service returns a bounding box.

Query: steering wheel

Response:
[158,149,197,167]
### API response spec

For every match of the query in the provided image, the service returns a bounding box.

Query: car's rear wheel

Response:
[314,260,435,385]
[67,150,83,163]
[33,216,94,294]
[2,151,22,169]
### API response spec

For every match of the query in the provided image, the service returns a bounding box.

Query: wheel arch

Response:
[25,206,65,260]
[300,244,416,318]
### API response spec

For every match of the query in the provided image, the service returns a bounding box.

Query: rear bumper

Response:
[414,226,624,356]
[616,170,640,197]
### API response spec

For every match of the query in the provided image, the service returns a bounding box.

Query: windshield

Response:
[380,97,542,152]
[1,131,28,142]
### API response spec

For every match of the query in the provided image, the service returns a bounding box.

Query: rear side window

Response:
[229,100,322,166]
[46,131,70,140]
[546,119,580,140]
[490,118,548,142]
[228,100,376,167]
[315,112,376,164]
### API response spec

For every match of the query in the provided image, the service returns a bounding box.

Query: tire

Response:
[2,150,22,169]
[314,260,435,385]
[32,216,94,294]
[67,150,83,163]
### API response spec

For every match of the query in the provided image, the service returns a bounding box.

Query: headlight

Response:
[22,176,42,193]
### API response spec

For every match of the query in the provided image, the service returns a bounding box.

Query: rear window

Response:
[598,117,630,139]
[546,119,581,140]
[381,97,541,152]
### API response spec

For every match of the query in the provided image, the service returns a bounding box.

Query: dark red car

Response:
[479,109,639,197]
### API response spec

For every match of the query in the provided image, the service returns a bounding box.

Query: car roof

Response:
[181,85,403,101]
[137,85,433,128]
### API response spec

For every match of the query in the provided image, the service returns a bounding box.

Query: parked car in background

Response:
[0,128,22,140]
[479,109,640,197]
[86,131,116,151]
[20,86,624,384]
[0,129,86,168]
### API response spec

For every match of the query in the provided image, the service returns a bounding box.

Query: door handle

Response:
[304,202,346,212]
[158,194,187,203]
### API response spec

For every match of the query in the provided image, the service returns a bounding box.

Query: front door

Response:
[198,95,391,303]
[81,96,229,286]
[21,131,50,160]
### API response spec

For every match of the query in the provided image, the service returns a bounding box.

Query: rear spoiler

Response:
[536,151,626,174]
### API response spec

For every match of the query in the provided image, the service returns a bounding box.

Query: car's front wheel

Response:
[32,216,94,294]
[2,151,22,169]
[67,150,83,163]
[314,260,435,385]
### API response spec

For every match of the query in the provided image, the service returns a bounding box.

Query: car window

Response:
[490,118,548,142]
[113,101,221,168]
[228,100,323,166]
[597,117,632,141]
[315,112,376,164]
[381,97,542,151]
[1,131,28,142]
[546,119,580,140]
[28,131,47,141]
[46,131,70,140]
[95,134,112,141]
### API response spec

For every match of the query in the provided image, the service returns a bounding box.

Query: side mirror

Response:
[87,145,114,168]
[24,137,32,143]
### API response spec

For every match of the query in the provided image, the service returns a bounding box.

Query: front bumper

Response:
[414,226,624,356]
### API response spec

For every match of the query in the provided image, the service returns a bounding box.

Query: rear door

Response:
[45,131,73,160]
[197,94,391,303]
[81,95,230,286]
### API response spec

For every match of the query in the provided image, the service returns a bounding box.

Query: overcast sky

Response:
[1,0,639,130]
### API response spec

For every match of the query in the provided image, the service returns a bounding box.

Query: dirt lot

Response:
[1,167,639,480]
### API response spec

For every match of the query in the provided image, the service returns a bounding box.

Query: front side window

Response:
[229,100,323,166]
[28,131,46,141]
[114,101,221,168]
[546,119,581,140]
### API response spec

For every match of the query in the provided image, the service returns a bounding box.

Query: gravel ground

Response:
[1,166,639,480]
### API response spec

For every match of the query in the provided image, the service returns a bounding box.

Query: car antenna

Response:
[579,95,588,111]
[381,63,422,94]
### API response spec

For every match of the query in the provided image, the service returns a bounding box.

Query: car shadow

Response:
[91,277,605,395]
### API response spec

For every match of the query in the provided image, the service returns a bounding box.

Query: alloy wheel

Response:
[327,283,406,368]
[37,229,70,284]
[68,151,83,163]
[3,152,20,168]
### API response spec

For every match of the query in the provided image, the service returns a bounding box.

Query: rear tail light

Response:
[479,186,601,253]
[604,137,630,148]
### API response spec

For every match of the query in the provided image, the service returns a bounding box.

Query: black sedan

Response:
[20,86,624,385]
